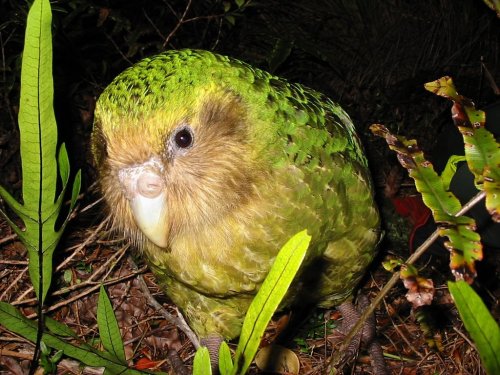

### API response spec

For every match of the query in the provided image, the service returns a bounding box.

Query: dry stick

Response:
[482,61,500,95]
[104,32,133,66]
[24,266,146,319]
[162,0,192,48]
[126,256,200,349]
[0,233,17,245]
[78,194,104,214]
[453,326,476,348]
[143,9,166,40]
[328,190,486,373]
[13,234,125,306]
[128,266,199,375]
[0,267,28,301]
[0,348,34,360]
[1,350,107,374]
[58,359,106,375]
[0,259,28,265]
[381,299,422,359]
[56,217,111,272]
[12,218,111,304]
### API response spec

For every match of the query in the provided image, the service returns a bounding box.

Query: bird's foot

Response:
[331,295,387,375]
[200,334,224,374]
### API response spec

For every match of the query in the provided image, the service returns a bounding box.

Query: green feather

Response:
[93,49,381,340]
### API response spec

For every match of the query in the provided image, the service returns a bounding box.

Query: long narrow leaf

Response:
[231,230,311,375]
[448,281,500,375]
[18,0,57,219]
[19,0,59,305]
[97,285,126,363]
[0,0,80,305]
[218,341,234,375]
[0,302,164,374]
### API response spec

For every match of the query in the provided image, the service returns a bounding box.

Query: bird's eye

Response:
[174,127,194,149]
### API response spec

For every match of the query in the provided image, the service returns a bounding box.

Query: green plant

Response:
[0,0,160,373]
[0,287,165,374]
[0,0,80,371]
[192,230,311,374]
[448,281,500,375]
[371,76,500,375]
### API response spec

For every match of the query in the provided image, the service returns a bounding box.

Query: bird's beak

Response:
[118,160,168,248]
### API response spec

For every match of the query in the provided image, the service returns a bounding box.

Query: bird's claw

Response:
[332,295,388,375]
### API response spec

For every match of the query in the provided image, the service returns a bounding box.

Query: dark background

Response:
[1,0,499,182]
[2,0,499,249]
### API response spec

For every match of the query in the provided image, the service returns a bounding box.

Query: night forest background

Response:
[0,0,499,374]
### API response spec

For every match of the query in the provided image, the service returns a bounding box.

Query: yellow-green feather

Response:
[93,49,381,340]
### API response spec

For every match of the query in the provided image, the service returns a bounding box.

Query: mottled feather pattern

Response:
[93,49,381,339]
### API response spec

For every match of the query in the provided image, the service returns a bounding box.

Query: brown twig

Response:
[0,267,28,301]
[25,265,147,319]
[126,256,200,349]
[12,228,122,306]
[0,233,17,245]
[162,0,192,48]
[382,298,423,359]
[104,32,133,65]
[0,348,33,360]
[143,9,166,41]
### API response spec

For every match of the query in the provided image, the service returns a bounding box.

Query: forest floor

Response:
[0,169,497,374]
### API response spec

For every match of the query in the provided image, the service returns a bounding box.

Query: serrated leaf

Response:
[371,124,483,282]
[484,165,500,221]
[440,224,482,281]
[448,281,500,375]
[370,124,461,217]
[451,105,490,187]
[424,76,460,101]
[231,230,311,375]
[426,76,500,222]
[400,264,435,309]
[97,285,126,363]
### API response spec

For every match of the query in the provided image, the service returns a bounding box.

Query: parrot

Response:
[92,49,381,359]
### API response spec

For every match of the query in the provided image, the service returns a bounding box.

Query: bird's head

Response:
[93,53,274,250]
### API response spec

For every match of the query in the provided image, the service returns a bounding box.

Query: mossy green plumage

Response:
[92,49,381,340]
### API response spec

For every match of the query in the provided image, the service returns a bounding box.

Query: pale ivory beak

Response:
[119,159,168,248]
